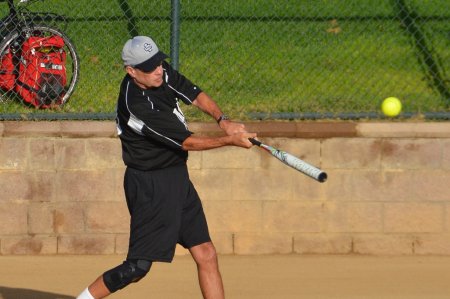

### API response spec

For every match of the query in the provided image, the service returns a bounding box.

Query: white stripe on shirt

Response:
[167,84,194,104]
[125,81,183,147]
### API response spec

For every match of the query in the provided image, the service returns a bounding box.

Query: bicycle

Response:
[0,0,79,108]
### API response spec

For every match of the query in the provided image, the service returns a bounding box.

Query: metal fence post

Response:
[170,0,181,70]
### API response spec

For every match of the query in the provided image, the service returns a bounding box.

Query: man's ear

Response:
[125,66,135,77]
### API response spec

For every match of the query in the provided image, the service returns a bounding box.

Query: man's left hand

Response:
[219,120,248,135]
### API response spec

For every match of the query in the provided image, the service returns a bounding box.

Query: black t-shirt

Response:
[115,61,202,170]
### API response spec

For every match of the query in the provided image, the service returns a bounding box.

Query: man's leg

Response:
[77,260,152,299]
[189,242,225,299]
[77,276,111,299]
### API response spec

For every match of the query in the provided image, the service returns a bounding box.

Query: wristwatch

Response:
[216,114,230,124]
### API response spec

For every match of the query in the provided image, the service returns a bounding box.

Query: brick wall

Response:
[0,121,449,256]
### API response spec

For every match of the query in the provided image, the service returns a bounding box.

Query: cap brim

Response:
[134,51,168,72]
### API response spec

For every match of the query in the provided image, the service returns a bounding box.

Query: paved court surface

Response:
[1,254,450,298]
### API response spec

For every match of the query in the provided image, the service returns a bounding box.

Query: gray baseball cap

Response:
[122,36,168,72]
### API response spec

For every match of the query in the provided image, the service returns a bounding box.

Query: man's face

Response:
[127,62,164,89]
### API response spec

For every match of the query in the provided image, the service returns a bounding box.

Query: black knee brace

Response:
[103,259,152,293]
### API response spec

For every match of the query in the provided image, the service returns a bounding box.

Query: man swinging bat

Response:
[76,35,256,299]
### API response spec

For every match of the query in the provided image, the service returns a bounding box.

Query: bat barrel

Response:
[249,137,328,183]
[298,164,327,183]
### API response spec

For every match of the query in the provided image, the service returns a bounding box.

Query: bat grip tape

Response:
[248,138,261,146]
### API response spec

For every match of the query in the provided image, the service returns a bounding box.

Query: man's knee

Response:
[102,259,152,293]
[193,242,219,266]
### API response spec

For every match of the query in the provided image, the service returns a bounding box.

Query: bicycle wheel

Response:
[0,25,79,107]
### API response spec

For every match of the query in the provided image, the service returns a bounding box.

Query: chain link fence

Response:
[0,0,448,120]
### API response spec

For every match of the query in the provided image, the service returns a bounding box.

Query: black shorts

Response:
[124,164,211,262]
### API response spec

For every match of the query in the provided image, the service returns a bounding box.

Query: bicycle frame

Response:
[1,0,53,28]
[2,0,64,41]
[1,0,28,38]
[7,0,17,16]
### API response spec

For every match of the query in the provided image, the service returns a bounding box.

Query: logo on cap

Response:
[143,43,153,53]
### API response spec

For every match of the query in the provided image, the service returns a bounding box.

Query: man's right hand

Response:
[229,132,257,148]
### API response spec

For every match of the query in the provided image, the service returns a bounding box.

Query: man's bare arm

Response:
[182,132,256,151]
[192,92,247,135]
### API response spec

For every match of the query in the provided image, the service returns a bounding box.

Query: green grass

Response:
[0,0,448,120]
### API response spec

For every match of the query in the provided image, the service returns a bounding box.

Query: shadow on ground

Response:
[0,287,74,299]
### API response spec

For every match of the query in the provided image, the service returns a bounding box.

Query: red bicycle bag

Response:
[16,35,67,108]
[0,47,16,91]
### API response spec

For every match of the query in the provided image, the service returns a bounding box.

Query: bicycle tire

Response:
[0,25,79,107]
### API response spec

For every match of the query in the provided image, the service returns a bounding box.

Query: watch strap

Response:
[216,114,230,123]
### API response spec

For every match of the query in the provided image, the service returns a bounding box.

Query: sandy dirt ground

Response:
[1,254,450,299]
